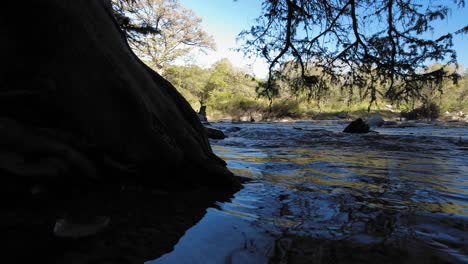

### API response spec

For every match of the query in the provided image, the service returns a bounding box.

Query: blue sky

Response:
[179,0,468,78]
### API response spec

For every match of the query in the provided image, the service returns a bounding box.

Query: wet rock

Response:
[337,112,348,119]
[53,216,110,238]
[197,106,212,126]
[383,120,398,126]
[197,114,211,126]
[205,126,226,139]
[225,126,241,133]
[343,118,370,133]
[367,115,385,127]
[197,106,208,122]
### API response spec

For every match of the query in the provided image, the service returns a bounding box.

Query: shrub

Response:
[401,101,440,120]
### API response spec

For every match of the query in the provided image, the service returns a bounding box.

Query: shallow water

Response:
[149,120,468,264]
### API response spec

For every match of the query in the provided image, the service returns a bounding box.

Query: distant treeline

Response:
[162,60,468,121]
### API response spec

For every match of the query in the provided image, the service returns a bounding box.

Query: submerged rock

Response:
[343,118,370,133]
[205,126,226,139]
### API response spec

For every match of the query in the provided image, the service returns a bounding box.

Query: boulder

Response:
[205,126,226,139]
[343,118,370,133]
[367,115,385,127]
[337,112,348,119]
[383,120,398,126]
[225,126,241,133]
[197,106,208,122]
[0,0,240,189]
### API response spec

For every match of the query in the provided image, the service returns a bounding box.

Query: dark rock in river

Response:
[205,126,226,139]
[343,118,370,133]
[383,120,398,126]
[337,112,348,119]
[225,126,242,133]
[198,105,208,122]
[197,106,211,126]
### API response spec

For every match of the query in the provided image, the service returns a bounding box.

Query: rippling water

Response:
[149,120,468,264]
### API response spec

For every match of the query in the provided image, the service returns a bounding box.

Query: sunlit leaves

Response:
[112,0,215,70]
[239,0,465,107]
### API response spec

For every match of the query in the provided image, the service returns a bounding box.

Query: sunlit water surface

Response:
[149,120,468,264]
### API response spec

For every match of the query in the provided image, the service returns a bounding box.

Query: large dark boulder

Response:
[1,0,240,262]
[343,118,370,133]
[0,0,239,189]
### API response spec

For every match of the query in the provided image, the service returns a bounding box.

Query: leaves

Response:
[112,0,215,70]
[239,0,464,106]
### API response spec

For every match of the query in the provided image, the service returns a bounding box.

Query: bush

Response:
[270,99,303,118]
[401,101,440,120]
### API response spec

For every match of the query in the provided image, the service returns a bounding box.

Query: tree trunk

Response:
[198,104,208,122]
[0,0,239,189]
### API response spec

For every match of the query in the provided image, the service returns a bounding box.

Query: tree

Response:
[163,64,211,108]
[163,59,259,115]
[239,0,467,110]
[1,2,239,261]
[0,0,238,193]
[113,0,216,70]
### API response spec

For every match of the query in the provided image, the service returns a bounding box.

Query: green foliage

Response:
[239,0,466,106]
[163,59,259,114]
[207,91,266,120]
[163,65,210,108]
[269,99,302,118]
[401,101,441,120]
[165,58,467,121]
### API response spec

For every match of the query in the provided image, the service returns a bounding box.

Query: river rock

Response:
[225,126,241,133]
[198,106,208,121]
[367,115,385,127]
[382,120,398,127]
[337,112,348,119]
[343,118,370,133]
[205,126,226,139]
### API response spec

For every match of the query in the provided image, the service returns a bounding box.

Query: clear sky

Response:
[179,0,468,78]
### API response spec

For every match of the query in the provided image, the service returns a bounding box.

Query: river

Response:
[149,120,468,264]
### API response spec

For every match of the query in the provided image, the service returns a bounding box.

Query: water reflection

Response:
[149,121,468,263]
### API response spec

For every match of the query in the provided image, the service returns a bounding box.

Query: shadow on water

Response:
[3,182,236,263]
[148,120,468,264]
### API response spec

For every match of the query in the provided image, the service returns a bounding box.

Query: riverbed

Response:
[149,120,468,264]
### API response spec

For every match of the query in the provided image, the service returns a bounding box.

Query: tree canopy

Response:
[112,0,215,70]
[239,0,467,109]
